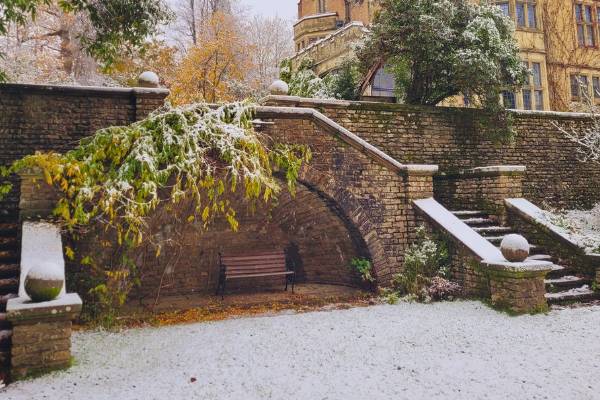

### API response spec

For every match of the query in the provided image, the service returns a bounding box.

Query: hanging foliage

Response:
[0,102,311,322]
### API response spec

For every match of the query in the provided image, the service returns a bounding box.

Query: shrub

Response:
[349,257,375,283]
[386,226,460,303]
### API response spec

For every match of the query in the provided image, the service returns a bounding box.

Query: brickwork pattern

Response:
[10,321,72,379]
[264,98,600,209]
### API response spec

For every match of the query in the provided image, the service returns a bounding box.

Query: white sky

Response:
[239,0,297,19]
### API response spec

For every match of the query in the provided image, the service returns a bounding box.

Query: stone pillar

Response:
[6,294,82,380]
[18,168,60,220]
[483,260,552,314]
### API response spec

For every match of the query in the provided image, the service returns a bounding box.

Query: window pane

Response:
[571,75,580,97]
[527,4,536,28]
[523,61,530,85]
[577,25,585,46]
[580,76,589,97]
[586,26,595,46]
[523,89,532,110]
[584,6,593,23]
[502,91,516,108]
[575,4,583,22]
[497,2,510,17]
[516,2,526,26]
[594,77,600,98]
[534,90,543,110]
[532,63,542,86]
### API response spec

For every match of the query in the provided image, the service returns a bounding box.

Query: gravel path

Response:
[3,301,600,400]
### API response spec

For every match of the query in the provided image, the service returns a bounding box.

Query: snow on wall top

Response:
[19,221,66,298]
[505,198,600,256]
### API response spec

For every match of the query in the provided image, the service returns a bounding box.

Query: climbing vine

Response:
[0,102,311,321]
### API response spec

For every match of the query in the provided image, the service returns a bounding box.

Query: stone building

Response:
[292,0,600,111]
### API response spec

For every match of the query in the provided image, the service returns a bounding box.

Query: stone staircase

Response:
[452,210,598,305]
[0,196,20,382]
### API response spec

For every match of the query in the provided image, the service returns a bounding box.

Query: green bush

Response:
[349,257,375,283]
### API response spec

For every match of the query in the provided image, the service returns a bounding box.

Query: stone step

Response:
[0,250,18,264]
[0,236,18,250]
[0,329,11,349]
[545,285,598,304]
[452,210,488,219]
[0,223,18,236]
[0,278,18,294]
[461,217,496,226]
[0,313,8,330]
[0,349,9,366]
[545,275,592,292]
[474,226,514,235]
[528,254,553,262]
[0,264,19,278]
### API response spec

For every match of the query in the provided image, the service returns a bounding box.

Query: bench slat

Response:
[226,263,286,270]
[224,259,285,267]
[222,253,285,262]
[226,271,294,279]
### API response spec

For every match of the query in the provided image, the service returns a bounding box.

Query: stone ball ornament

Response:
[138,71,160,88]
[268,79,289,95]
[500,234,530,262]
[24,263,64,302]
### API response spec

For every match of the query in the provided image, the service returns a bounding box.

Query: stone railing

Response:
[414,198,553,314]
[505,198,600,281]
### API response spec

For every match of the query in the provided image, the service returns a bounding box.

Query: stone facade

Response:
[263,97,600,209]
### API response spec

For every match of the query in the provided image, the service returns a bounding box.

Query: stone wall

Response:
[263,97,600,209]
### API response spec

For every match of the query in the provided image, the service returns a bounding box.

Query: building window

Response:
[502,91,516,109]
[571,74,590,99]
[497,1,536,29]
[521,61,544,110]
[575,4,596,47]
[593,76,600,98]
[497,1,510,16]
[318,0,326,13]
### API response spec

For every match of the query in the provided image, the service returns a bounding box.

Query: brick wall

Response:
[264,97,600,209]
[0,84,167,166]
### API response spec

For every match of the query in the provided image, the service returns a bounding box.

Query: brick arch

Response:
[293,165,391,283]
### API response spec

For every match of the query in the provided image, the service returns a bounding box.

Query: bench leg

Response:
[285,276,288,291]
[221,279,226,301]
[291,274,295,294]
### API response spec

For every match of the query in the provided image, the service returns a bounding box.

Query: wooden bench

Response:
[216,251,295,299]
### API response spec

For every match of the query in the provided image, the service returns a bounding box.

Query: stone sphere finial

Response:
[138,71,160,88]
[500,234,530,262]
[269,79,289,95]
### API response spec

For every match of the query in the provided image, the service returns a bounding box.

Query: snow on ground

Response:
[3,301,600,400]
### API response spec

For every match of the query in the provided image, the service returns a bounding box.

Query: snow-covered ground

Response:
[3,301,600,400]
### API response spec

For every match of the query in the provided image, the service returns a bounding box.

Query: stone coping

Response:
[405,164,439,176]
[482,260,554,277]
[260,95,596,120]
[7,293,82,323]
[293,21,368,58]
[256,105,406,174]
[436,165,526,178]
[505,198,600,259]
[293,12,338,27]
[0,82,169,97]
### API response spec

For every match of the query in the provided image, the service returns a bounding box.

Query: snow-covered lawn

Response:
[3,301,600,400]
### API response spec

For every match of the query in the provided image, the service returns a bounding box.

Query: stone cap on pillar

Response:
[7,293,82,324]
[482,259,554,278]
[404,164,439,177]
